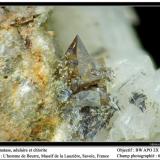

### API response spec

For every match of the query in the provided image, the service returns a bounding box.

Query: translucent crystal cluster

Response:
[51,6,160,142]
[53,35,117,141]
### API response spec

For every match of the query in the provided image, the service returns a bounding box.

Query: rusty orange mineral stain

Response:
[0,114,28,141]
[28,49,48,90]
[31,116,60,139]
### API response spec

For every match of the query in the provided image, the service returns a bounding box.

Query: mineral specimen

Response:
[0,6,117,141]
[52,6,160,142]
[0,6,58,141]
[1,6,160,142]
[53,35,116,141]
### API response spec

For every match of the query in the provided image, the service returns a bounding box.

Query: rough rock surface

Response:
[1,6,160,142]
[0,6,117,141]
[0,6,58,141]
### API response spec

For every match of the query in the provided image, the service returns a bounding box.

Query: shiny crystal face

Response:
[54,35,116,141]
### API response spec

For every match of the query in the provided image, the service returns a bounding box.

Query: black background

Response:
[135,7,160,68]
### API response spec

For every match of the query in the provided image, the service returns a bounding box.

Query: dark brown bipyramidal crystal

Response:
[55,35,116,141]
[65,35,108,96]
